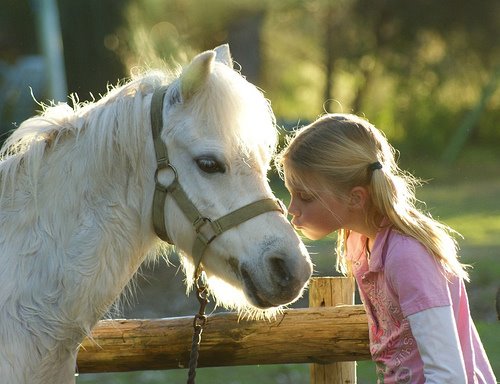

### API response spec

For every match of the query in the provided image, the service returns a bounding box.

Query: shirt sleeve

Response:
[408,306,467,384]
[384,236,451,317]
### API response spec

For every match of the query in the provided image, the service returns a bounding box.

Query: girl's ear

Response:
[348,186,369,209]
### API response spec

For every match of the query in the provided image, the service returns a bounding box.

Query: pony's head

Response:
[153,45,312,315]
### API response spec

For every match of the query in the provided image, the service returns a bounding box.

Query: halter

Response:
[150,86,285,278]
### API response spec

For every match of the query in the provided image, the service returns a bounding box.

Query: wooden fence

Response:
[77,277,370,383]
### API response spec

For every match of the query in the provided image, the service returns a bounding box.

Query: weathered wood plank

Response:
[76,305,370,373]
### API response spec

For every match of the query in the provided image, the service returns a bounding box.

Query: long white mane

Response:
[0,72,165,199]
[0,73,175,381]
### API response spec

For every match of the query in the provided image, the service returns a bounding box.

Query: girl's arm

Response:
[407,305,467,384]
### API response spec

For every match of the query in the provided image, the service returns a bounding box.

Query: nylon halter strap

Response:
[150,86,285,277]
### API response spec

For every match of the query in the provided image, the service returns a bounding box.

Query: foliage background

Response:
[2,0,500,156]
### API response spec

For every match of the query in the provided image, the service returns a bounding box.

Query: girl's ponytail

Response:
[369,153,469,281]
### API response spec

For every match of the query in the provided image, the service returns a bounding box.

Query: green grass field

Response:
[78,147,499,383]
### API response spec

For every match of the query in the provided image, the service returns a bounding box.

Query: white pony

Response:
[0,45,312,384]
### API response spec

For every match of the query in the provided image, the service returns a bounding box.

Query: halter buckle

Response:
[156,156,169,169]
[193,217,221,245]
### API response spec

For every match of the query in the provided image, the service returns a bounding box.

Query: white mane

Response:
[0,72,166,198]
[0,72,173,383]
[178,63,278,166]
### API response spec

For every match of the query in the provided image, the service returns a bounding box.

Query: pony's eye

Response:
[195,157,226,174]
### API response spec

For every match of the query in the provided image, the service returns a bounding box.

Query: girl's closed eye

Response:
[298,191,314,202]
[292,190,314,202]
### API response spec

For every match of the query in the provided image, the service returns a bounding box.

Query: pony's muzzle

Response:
[240,252,312,309]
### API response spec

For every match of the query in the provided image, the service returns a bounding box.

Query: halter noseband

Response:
[150,86,284,278]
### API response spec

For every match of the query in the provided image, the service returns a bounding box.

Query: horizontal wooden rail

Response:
[77,305,370,373]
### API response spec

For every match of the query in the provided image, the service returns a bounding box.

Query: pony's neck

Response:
[44,86,161,328]
[0,81,162,383]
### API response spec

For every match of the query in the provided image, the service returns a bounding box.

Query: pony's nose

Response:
[268,253,311,289]
[239,251,312,309]
[269,256,292,287]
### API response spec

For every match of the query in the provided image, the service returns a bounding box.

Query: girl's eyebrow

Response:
[286,185,303,194]
[284,178,301,190]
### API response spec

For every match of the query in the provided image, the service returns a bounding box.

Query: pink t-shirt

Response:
[346,225,496,384]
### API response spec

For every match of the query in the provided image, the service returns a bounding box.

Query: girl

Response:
[276,113,497,383]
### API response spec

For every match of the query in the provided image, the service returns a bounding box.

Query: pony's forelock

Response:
[188,62,277,168]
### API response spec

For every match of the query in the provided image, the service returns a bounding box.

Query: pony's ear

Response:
[180,50,215,101]
[213,44,233,68]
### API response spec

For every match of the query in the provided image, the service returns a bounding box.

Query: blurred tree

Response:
[0,0,42,138]
[0,0,37,62]
[113,0,500,154]
[2,0,498,156]
[316,0,500,151]
[115,0,268,83]
[57,0,130,98]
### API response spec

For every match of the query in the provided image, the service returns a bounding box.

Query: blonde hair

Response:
[276,113,469,280]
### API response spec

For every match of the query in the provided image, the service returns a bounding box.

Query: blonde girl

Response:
[277,113,496,384]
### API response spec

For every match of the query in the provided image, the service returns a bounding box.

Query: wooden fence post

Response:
[309,277,356,384]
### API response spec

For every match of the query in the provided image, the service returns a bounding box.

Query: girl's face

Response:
[285,179,350,241]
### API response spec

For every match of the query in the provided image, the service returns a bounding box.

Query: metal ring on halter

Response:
[154,163,178,189]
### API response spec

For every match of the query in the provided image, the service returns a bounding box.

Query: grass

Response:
[77,147,500,383]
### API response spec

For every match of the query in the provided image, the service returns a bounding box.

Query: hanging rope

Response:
[187,275,209,384]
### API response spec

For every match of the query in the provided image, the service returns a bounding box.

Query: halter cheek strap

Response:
[149,86,284,277]
[150,86,171,242]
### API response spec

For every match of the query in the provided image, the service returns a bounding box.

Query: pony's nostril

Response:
[270,256,291,285]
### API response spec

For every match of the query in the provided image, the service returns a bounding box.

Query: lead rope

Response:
[187,272,209,384]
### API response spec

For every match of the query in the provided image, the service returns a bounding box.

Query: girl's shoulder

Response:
[383,228,444,277]
[382,229,452,316]
[386,228,427,253]
[371,225,428,265]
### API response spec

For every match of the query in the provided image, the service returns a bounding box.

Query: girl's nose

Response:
[287,199,300,218]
